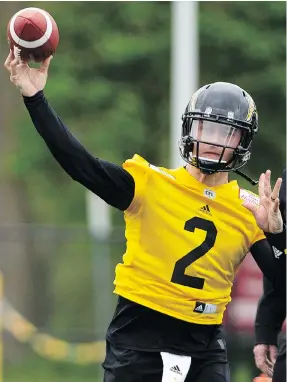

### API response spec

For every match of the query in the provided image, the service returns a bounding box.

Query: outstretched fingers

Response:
[39,56,53,74]
[263,170,272,198]
[271,177,282,202]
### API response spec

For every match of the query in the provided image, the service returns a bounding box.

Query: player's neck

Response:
[186,164,229,187]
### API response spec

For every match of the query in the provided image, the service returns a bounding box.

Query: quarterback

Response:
[4,51,284,382]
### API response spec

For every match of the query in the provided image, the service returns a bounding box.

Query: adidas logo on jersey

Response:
[170,365,182,375]
[198,204,212,216]
[194,301,206,314]
[272,246,282,259]
[194,304,204,312]
[193,301,217,314]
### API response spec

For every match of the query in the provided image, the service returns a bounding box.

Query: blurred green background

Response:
[0,1,285,381]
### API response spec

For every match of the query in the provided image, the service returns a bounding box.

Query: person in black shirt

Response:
[254,169,286,382]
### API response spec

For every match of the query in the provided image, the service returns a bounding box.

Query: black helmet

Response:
[179,82,258,174]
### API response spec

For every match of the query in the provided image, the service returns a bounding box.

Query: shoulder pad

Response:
[148,164,175,179]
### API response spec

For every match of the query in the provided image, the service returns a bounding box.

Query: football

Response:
[7,7,59,63]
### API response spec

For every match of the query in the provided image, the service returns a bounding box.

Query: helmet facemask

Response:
[179,112,256,174]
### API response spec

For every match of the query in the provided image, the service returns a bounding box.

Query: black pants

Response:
[273,332,286,382]
[102,341,230,382]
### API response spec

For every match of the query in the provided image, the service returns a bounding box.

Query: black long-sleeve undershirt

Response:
[255,169,286,346]
[255,276,286,345]
[24,91,135,211]
[23,91,283,291]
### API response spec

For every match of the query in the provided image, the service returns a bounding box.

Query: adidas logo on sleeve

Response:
[272,246,283,259]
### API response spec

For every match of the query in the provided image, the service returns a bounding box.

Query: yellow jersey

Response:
[113,155,265,325]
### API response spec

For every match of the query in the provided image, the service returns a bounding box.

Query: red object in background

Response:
[226,254,263,332]
[224,253,286,333]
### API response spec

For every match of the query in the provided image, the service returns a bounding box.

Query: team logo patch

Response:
[204,189,216,199]
[239,189,260,206]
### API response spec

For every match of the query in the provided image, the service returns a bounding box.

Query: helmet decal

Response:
[189,85,206,111]
[245,93,256,122]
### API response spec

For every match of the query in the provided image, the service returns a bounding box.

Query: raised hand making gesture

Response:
[243,170,283,233]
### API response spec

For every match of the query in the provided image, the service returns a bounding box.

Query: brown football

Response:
[7,7,59,63]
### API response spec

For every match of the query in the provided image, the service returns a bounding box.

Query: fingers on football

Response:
[40,56,53,73]
[4,50,14,71]
[9,56,22,76]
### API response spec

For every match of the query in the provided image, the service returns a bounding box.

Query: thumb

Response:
[269,345,277,364]
[40,55,53,73]
[242,201,258,216]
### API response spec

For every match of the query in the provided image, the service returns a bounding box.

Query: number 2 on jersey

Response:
[171,217,218,289]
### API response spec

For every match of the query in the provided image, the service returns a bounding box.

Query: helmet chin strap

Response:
[199,167,216,175]
[189,153,226,174]
[189,152,259,185]
[234,170,259,186]
[197,164,258,185]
